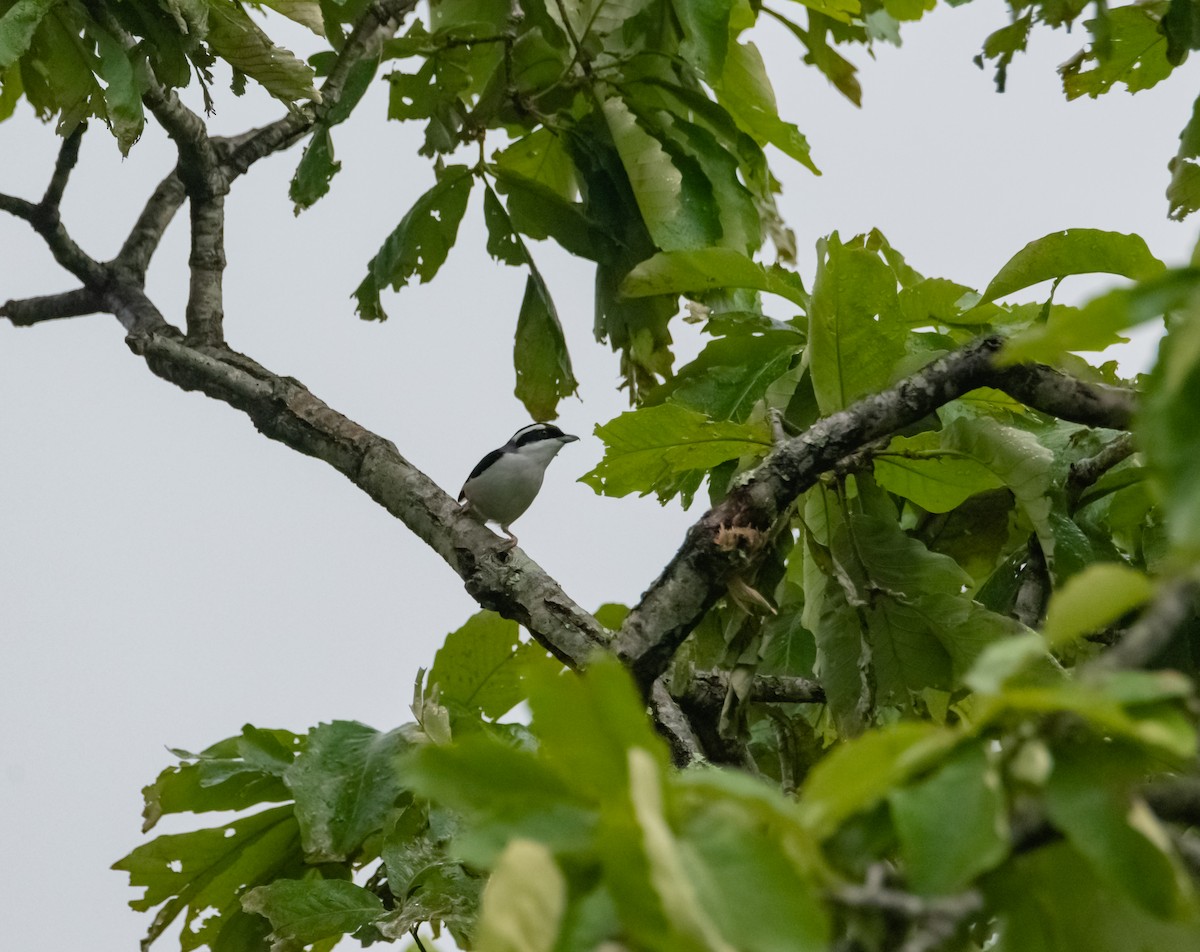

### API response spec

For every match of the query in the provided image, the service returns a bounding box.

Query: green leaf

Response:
[482,185,527,266]
[513,268,578,420]
[113,804,304,952]
[428,611,559,720]
[1162,0,1200,65]
[205,0,320,103]
[492,167,615,262]
[601,95,714,252]
[289,126,341,212]
[1042,563,1154,647]
[242,879,385,946]
[622,248,808,307]
[1060,6,1175,101]
[89,21,143,154]
[473,839,566,952]
[141,726,299,832]
[493,128,576,199]
[717,40,818,174]
[1002,267,1200,363]
[889,745,1009,895]
[676,805,830,952]
[873,431,1006,513]
[647,329,802,422]
[528,656,670,801]
[404,734,598,865]
[671,0,734,80]
[808,234,905,413]
[284,721,414,862]
[1139,307,1200,554]
[797,722,959,839]
[580,403,772,507]
[354,166,474,319]
[257,0,325,35]
[981,229,1165,304]
[1045,745,1194,919]
[0,0,57,70]
[1169,94,1200,221]
[942,416,1057,568]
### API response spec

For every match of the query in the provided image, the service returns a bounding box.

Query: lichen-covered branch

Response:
[115,170,187,280]
[616,337,1138,690]
[0,288,101,326]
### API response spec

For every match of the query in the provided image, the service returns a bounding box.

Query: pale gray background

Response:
[2,4,1197,948]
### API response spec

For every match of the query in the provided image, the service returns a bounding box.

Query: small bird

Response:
[458,423,579,549]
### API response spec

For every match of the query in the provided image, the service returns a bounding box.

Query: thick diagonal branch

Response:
[126,331,608,667]
[616,337,1138,691]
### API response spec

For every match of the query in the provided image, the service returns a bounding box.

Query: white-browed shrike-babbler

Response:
[458,423,579,549]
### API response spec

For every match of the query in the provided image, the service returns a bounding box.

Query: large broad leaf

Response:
[1042,563,1154,647]
[1045,744,1196,920]
[580,403,772,507]
[284,721,414,862]
[1138,307,1200,554]
[622,248,808,307]
[716,40,818,174]
[671,0,735,80]
[1001,267,1200,363]
[873,431,1006,513]
[1060,6,1175,101]
[113,805,304,951]
[473,839,566,952]
[142,725,300,832]
[987,841,1200,952]
[980,229,1165,304]
[289,125,340,211]
[528,656,670,801]
[204,0,320,103]
[513,267,578,420]
[1168,93,1200,221]
[601,95,720,252]
[797,722,959,839]
[647,329,803,422]
[889,745,1009,895]
[354,166,474,319]
[428,611,560,720]
[0,0,57,70]
[242,879,386,947]
[808,234,904,413]
[89,20,143,153]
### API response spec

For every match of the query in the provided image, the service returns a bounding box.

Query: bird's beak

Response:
[561,434,580,443]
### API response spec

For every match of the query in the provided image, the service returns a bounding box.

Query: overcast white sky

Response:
[2,4,1198,949]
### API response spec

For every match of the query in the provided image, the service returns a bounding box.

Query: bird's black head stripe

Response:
[512,423,566,447]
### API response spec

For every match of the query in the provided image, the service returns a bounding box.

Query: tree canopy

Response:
[5,1,1200,951]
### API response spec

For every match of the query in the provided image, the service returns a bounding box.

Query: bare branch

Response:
[1,288,102,326]
[0,191,39,222]
[41,123,86,212]
[616,338,1138,691]
[115,171,187,279]
[184,194,226,343]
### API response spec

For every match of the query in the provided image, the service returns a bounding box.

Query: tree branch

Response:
[616,337,1138,691]
[124,331,609,666]
[684,670,826,708]
[41,122,86,212]
[114,170,187,280]
[1,288,102,326]
[650,679,705,767]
